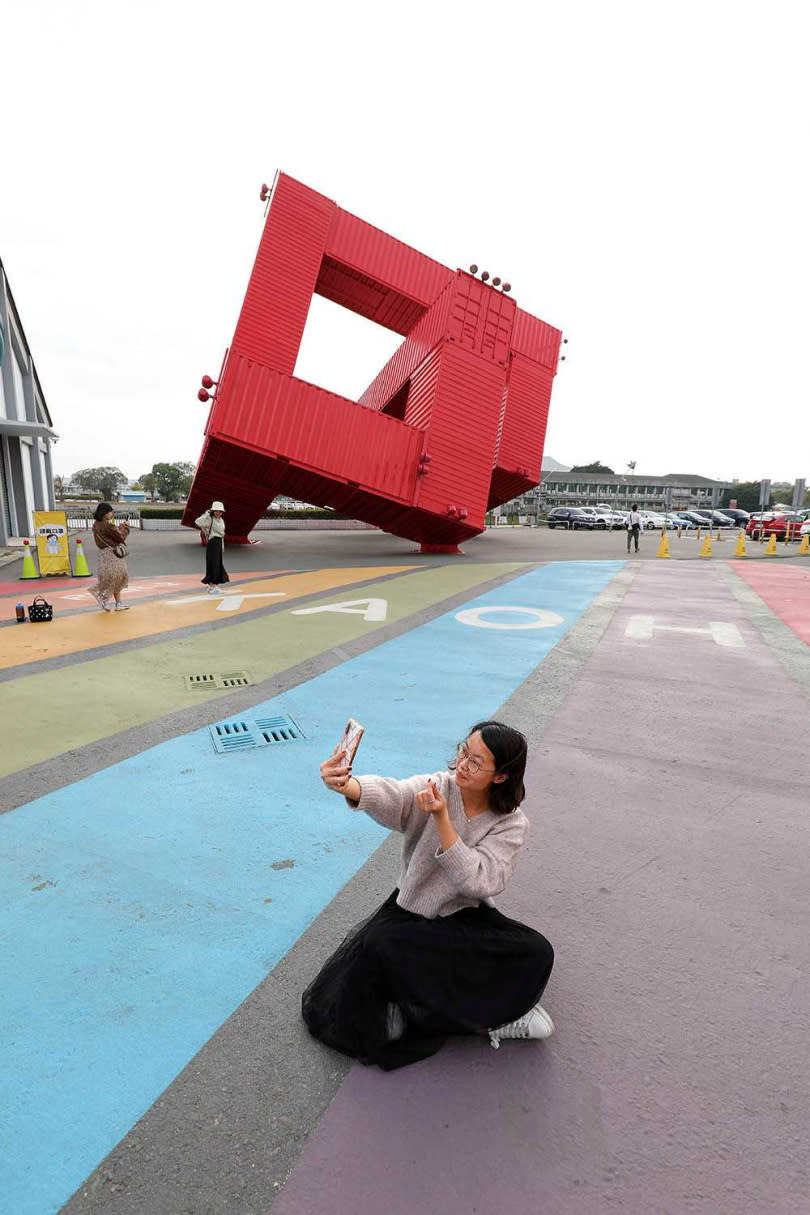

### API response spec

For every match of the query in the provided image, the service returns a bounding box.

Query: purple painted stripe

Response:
[273,564,810,1215]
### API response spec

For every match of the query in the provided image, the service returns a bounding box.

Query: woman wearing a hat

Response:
[195,501,230,593]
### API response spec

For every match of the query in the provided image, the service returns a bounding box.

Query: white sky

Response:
[2,1,808,486]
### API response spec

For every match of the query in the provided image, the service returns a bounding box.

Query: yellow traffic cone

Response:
[733,531,747,558]
[798,532,810,555]
[765,534,777,555]
[21,539,40,579]
[72,537,92,577]
[656,532,670,558]
[700,533,713,558]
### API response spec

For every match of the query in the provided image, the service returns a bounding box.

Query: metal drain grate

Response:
[186,673,217,691]
[210,719,256,753]
[186,671,252,692]
[254,714,305,744]
[209,712,304,754]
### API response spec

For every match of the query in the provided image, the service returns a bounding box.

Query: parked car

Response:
[546,507,596,530]
[578,506,623,529]
[681,511,714,527]
[665,513,696,529]
[746,511,803,540]
[800,519,810,538]
[639,512,666,529]
[710,511,737,528]
[716,508,750,526]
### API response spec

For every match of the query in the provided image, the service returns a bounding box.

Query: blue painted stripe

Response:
[0,561,622,1213]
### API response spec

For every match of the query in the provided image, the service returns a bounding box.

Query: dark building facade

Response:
[0,257,57,544]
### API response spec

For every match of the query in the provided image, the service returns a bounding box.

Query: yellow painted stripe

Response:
[0,567,412,671]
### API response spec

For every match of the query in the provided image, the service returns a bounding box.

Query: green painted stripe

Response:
[2,564,524,776]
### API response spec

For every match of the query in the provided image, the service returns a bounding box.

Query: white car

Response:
[800,519,810,538]
[639,511,666,530]
[578,506,621,530]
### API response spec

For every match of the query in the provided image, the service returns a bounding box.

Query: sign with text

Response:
[34,511,71,576]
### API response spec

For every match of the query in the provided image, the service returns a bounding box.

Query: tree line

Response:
[55,462,196,502]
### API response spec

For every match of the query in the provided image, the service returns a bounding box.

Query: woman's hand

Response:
[320,746,357,797]
[415,780,448,817]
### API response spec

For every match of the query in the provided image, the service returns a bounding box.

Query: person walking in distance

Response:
[303,721,555,1071]
[626,503,643,554]
[195,500,230,593]
[89,503,131,611]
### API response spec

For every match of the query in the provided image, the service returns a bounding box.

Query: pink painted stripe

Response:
[730,561,810,646]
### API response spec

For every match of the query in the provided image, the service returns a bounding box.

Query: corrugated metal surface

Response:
[488,467,535,510]
[496,354,553,481]
[414,343,508,527]
[359,280,453,413]
[447,274,516,364]
[187,173,564,549]
[404,346,443,431]
[326,208,453,312]
[512,309,563,370]
[315,257,426,335]
[230,174,334,374]
[211,355,422,503]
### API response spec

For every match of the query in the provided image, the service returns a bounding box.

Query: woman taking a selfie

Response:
[89,502,131,611]
[302,720,555,1071]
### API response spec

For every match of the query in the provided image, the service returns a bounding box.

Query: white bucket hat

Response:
[210,501,225,512]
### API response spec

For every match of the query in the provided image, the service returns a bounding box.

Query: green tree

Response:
[721,481,770,512]
[151,461,196,501]
[139,472,157,501]
[570,461,615,474]
[72,466,128,501]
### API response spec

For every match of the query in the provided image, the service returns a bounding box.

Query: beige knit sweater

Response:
[348,770,529,919]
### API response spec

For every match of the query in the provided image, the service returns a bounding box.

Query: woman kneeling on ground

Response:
[302,721,555,1071]
[89,502,131,612]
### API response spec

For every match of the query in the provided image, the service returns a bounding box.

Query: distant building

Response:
[498,471,728,516]
[0,258,58,543]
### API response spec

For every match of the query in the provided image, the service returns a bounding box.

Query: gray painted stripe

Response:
[58,564,636,1215]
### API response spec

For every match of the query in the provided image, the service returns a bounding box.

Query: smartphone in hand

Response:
[337,718,364,767]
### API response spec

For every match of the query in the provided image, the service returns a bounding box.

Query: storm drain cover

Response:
[186,671,252,692]
[209,712,304,754]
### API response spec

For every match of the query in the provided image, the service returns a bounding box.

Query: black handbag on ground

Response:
[28,595,53,623]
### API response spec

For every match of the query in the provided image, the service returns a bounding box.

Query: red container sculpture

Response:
[184,174,562,552]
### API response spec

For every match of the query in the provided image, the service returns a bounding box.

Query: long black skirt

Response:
[201,535,229,586]
[301,890,554,1071]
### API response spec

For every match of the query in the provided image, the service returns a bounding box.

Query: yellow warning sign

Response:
[34,511,71,576]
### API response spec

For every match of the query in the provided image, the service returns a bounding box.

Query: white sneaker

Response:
[114,601,129,611]
[89,589,106,609]
[102,599,114,612]
[488,1003,555,1049]
[206,585,217,594]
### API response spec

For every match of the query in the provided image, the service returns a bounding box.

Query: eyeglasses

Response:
[449,742,495,777]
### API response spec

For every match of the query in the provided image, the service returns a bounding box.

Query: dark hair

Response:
[94,502,114,522]
[631,503,638,510]
[468,720,527,815]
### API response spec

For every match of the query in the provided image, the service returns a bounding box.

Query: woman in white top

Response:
[626,502,644,554]
[194,500,230,593]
